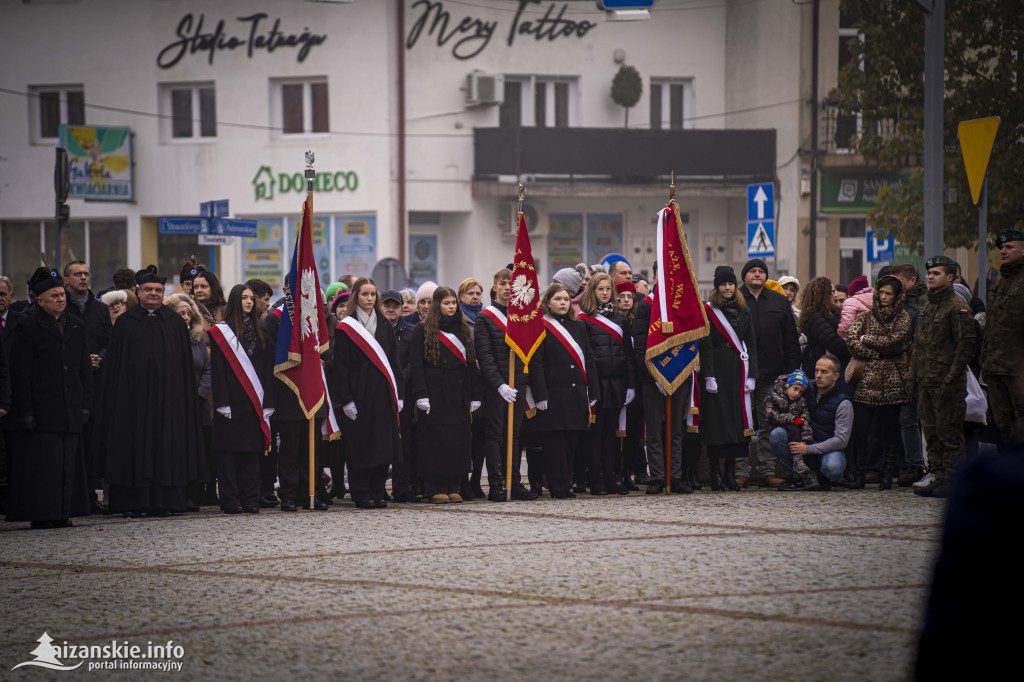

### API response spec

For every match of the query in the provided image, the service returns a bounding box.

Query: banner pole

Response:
[665,393,672,494]
[305,152,316,511]
[505,351,515,501]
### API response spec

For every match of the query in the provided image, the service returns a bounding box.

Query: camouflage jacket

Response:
[909,285,976,385]
[982,258,1024,376]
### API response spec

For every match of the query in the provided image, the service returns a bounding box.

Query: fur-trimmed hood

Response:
[164,293,206,344]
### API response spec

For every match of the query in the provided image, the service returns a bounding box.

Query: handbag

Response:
[965,367,988,425]
[844,313,871,387]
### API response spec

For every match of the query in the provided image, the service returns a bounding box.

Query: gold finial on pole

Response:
[669,170,676,202]
[517,180,526,215]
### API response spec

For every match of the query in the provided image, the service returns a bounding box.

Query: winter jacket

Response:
[764,374,813,442]
[801,311,850,375]
[845,275,912,406]
[738,285,801,380]
[839,288,874,339]
[580,310,636,409]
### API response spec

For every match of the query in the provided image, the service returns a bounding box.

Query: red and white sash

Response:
[338,316,400,421]
[439,331,467,364]
[480,305,507,332]
[208,322,272,450]
[687,369,701,433]
[704,303,755,436]
[578,312,623,346]
[543,315,587,382]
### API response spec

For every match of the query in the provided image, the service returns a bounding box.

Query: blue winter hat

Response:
[786,370,808,388]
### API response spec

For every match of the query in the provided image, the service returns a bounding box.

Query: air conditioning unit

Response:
[499,202,541,239]
[466,72,504,107]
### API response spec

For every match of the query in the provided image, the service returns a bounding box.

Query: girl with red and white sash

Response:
[410,286,482,504]
[209,284,276,514]
[578,273,636,495]
[697,266,759,491]
[531,283,600,499]
[331,277,404,509]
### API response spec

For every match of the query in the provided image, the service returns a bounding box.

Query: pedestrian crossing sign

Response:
[747,220,775,257]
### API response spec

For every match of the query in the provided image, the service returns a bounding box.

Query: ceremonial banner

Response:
[506,213,545,370]
[645,201,709,394]
[274,197,339,439]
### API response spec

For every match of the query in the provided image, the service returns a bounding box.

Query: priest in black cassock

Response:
[5,267,92,528]
[99,266,203,517]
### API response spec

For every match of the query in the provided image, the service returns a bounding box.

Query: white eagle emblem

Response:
[510,274,536,308]
[299,268,319,339]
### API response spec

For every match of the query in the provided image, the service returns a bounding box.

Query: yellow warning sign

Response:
[957,117,1000,205]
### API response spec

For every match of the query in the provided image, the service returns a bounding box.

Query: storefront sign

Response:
[335,216,378,278]
[242,218,285,296]
[157,13,327,69]
[59,125,134,201]
[252,165,358,201]
[820,172,911,213]
[406,0,596,60]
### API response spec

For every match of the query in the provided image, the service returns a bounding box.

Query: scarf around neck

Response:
[356,307,377,335]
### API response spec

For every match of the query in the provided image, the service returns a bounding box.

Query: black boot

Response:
[686,451,702,491]
[849,472,867,490]
[709,457,724,491]
[723,458,740,491]
[878,471,893,491]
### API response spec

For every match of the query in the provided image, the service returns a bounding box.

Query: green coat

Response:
[697,303,758,446]
[982,258,1024,377]
[909,285,976,386]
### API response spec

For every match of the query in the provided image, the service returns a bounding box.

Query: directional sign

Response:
[747,183,774,222]
[215,218,258,238]
[159,217,210,235]
[747,220,775,258]
[867,230,895,262]
[198,234,234,246]
[957,117,999,205]
[200,199,230,218]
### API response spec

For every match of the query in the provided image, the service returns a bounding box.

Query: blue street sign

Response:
[747,183,774,222]
[867,230,895,262]
[215,218,258,238]
[747,220,775,258]
[200,200,229,218]
[159,217,210,235]
[598,1,654,8]
[600,253,630,271]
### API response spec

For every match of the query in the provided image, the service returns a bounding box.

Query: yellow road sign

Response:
[957,117,1000,205]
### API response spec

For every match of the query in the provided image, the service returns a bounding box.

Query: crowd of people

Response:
[2,227,1022,528]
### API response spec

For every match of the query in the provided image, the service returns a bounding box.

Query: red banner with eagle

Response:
[505,212,545,370]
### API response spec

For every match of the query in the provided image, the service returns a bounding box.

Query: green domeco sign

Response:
[252,164,358,201]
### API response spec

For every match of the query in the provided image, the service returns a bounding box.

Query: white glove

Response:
[745,378,757,393]
[397,399,404,412]
[416,398,430,414]
[705,377,719,394]
[536,400,549,411]
[589,399,598,408]
[262,408,275,419]
[470,401,481,412]
[656,383,667,397]
[342,401,358,421]
[624,388,635,406]
[216,407,231,419]
[498,384,518,404]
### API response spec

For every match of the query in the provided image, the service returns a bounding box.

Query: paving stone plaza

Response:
[1,488,943,680]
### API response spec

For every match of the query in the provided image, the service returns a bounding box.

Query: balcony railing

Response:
[820,101,916,154]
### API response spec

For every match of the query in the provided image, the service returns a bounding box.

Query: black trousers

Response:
[218,451,260,510]
[423,475,462,497]
[392,406,419,496]
[852,403,901,474]
[585,408,619,493]
[349,464,389,504]
[540,430,582,497]
[277,420,323,504]
[483,387,527,490]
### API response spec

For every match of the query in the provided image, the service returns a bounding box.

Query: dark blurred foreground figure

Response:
[916,447,1024,681]
[6,268,92,528]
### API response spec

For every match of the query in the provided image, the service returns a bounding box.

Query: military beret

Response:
[925,255,958,270]
[135,264,167,286]
[995,230,1024,247]
[28,266,63,296]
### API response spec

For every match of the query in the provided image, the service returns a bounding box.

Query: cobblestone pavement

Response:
[0,487,943,681]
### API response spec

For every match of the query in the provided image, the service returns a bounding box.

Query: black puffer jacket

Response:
[580,310,636,409]
[801,311,850,376]
[474,302,528,392]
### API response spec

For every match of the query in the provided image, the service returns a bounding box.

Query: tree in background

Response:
[827,0,1022,250]
[611,65,643,128]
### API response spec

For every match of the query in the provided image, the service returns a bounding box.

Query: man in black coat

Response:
[0,275,23,511]
[5,268,93,528]
[98,266,202,517]
[383,289,421,502]
[474,268,538,501]
[737,259,801,488]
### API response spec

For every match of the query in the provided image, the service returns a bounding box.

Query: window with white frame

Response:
[649,79,694,130]
[835,10,863,151]
[271,78,329,135]
[29,84,84,143]
[159,82,216,141]
[499,76,578,128]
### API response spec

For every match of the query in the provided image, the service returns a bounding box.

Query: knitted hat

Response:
[786,370,808,388]
[615,281,636,295]
[952,283,972,308]
[415,281,437,303]
[847,275,869,297]
[713,266,737,289]
[28,267,63,296]
[325,282,347,302]
[741,258,769,281]
[552,264,586,295]
[777,275,800,290]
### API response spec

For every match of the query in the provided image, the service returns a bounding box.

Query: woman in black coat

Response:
[578,273,636,495]
[210,284,275,515]
[798,277,851,378]
[410,286,482,504]
[332,277,404,509]
[531,283,600,498]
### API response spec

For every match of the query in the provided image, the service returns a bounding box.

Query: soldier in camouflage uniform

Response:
[981,229,1024,445]
[908,256,976,498]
